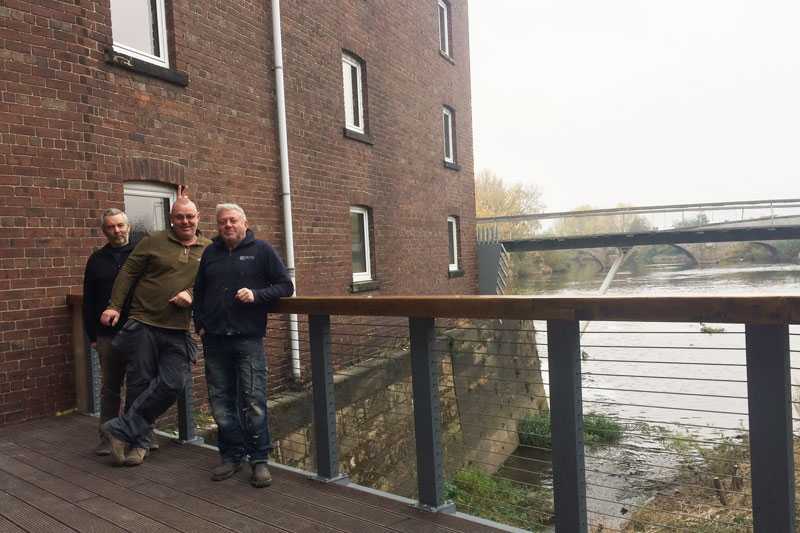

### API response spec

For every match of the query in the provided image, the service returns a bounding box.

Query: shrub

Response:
[518,412,624,448]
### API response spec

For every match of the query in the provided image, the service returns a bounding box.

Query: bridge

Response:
[476,198,800,294]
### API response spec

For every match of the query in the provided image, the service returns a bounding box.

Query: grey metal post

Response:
[547,319,588,532]
[177,376,201,444]
[310,314,342,481]
[745,324,795,532]
[409,317,449,511]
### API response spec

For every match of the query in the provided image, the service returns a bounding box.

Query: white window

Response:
[447,216,459,271]
[443,107,455,163]
[350,206,372,282]
[110,0,170,68]
[438,0,451,57]
[124,182,176,238]
[342,54,365,133]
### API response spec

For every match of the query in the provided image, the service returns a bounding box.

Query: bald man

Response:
[100,198,211,467]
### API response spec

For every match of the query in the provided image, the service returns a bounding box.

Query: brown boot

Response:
[94,433,111,456]
[211,461,242,481]
[101,427,127,466]
[250,463,272,488]
[123,447,148,467]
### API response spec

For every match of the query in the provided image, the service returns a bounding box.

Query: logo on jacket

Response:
[240,256,255,261]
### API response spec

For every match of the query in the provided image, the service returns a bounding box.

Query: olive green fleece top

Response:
[109,229,211,331]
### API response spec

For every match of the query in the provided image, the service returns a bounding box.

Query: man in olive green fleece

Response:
[99,197,211,467]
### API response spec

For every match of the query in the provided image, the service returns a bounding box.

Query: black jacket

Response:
[82,238,138,342]
[193,230,294,337]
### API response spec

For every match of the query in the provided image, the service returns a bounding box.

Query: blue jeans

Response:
[203,335,271,464]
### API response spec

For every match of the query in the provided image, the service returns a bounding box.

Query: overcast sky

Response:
[468,1,800,213]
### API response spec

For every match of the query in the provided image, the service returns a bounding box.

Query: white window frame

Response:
[342,53,365,134]
[438,0,451,57]
[443,107,455,163]
[110,0,170,69]
[447,216,459,271]
[350,206,372,283]
[123,181,176,233]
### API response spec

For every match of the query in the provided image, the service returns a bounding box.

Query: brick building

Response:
[0,0,477,426]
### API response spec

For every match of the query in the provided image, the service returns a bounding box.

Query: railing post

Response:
[177,377,201,444]
[547,319,588,533]
[409,317,449,511]
[310,314,343,481]
[745,324,795,532]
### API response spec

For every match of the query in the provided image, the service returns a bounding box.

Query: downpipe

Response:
[271,0,301,381]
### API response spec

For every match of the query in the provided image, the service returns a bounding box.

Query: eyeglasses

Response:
[172,213,197,221]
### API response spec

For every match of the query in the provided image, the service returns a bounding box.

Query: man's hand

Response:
[235,288,255,303]
[100,309,120,327]
[169,290,193,308]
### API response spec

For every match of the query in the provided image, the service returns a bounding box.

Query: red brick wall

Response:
[0,0,476,426]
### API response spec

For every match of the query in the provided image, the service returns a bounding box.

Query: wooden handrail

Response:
[69,293,800,324]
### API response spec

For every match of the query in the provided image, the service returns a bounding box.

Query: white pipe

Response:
[271,0,301,380]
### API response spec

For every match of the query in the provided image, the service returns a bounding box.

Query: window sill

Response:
[343,128,374,145]
[105,48,188,87]
[350,280,380,293]
[448,269,465,279]
[443,160,461,171]
[439,50,455,65]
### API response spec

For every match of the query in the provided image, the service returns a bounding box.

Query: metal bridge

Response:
[476,198,800,294]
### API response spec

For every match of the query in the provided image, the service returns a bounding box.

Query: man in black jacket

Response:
[82,208,138,455]
[193,203,294,487]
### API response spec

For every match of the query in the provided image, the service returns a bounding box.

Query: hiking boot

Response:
[211,461,242,481]
[123,447,148,467]
[94,434,111,456]
[250,463,272,488]
[101,426,127,466]
[148,429,159,451]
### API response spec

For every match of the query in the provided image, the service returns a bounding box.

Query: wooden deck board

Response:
[1,415,507,533]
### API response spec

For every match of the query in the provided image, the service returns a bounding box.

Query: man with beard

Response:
[82,208,138,456]
[100,197,211,467]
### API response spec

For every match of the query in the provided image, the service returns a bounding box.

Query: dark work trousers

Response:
[96,335,126,436]
[105,319,195,449]
[203,335,271,464]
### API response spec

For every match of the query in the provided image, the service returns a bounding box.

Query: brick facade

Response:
[0,0,476,426]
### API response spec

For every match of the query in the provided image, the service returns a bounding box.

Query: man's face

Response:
[217,209,247,248]
[102,214,130,247]
[170,201,199,241]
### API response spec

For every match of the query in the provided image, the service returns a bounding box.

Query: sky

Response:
[468,1,800,213]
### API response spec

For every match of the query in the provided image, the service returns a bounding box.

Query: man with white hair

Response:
[100,197,211,467]
[83,208,137,455]
[193,203,293,487]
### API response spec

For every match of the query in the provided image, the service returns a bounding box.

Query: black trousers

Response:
[104,319,195,448]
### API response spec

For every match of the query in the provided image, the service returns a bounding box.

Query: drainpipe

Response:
[271,0,301,381]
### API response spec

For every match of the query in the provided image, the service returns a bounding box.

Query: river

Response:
[507,262,800,530]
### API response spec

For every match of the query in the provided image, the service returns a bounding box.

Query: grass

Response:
[445,468,553,531]
[518,412,624,448]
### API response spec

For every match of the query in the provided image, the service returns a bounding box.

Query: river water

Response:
[514,263,800,433]
[507,263,800,530]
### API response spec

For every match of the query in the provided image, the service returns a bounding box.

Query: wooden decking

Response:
[0,414,505,533]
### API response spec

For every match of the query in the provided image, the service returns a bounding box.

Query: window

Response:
[124,182,176,238]
[342,53,365,134]
[447,216,459,272]
[350,206,372,282]
[443,106,456,164]
[110,0,170,68]
[437,0,452,58]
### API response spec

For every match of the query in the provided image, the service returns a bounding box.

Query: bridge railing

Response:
[68,294,799,532]
[477,198,800,243]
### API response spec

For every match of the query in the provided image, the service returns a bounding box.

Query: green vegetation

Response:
[518,412,624,448]
[445,468,553,531]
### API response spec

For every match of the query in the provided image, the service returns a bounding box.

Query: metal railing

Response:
[67,294,799,532]
[476,198,800,243]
